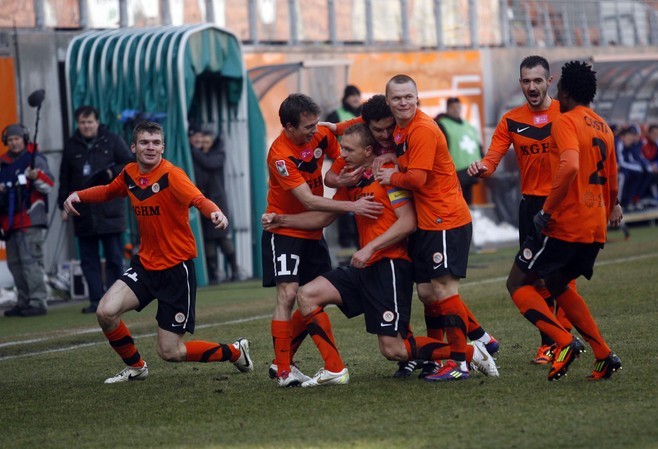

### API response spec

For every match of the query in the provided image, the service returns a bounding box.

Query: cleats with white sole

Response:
[104,363,148,384]
[302,368,350,387]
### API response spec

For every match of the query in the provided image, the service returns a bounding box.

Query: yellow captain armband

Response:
[387,187,412,205]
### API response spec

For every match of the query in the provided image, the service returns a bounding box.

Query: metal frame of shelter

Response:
[64,24,267,284]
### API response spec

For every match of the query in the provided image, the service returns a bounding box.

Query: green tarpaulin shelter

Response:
[65,24,267,284]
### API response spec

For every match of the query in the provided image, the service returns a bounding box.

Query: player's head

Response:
[2,123,29,153]
[446,97,462,120]
[385,75,418,125]
[279,93,321,145]
[361,94,395,150]
[618,126,639,147]
[557,60,597,112]
[74,105,100,139]
[519,55,553,110]
[131,121,165,170]
[340,123,376,169]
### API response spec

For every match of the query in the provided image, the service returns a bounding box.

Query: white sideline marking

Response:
[1,253,656,362]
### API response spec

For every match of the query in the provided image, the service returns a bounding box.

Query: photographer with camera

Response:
[1,123,54,317]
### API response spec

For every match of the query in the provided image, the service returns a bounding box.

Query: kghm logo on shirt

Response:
[133,205,161,216]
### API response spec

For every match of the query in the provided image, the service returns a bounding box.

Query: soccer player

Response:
[63,121,253,383]
[467,55,574,364]
[376,75,494,381]
[507,60,623,381]
[263,94,383,387]
[263,124,498,386]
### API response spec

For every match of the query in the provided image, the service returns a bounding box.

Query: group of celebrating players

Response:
[260,55,623,387]
[63,55,622,386]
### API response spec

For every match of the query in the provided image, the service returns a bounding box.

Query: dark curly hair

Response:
[559,60,597,105]
[360,95,392,124]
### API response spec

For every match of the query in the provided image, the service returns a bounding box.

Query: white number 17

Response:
[276,254,300,276]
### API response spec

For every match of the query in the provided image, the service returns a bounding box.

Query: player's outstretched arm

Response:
[262,210,337,231]
[291,183,383,219]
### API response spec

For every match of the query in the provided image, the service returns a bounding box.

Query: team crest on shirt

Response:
[151,182,160,193]
[432,252,444,265]
[522,248,533,260]
[175,312,186,323]
[382,311,395,323]
[313,147,323,159]
[275,160,289,176]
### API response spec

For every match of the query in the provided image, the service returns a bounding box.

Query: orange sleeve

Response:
[77,174,125,202]
[335,116,365,135]
[543,149,578,214]
[390,168,428,190]
[481,117,512,176]
[192,195,221,218]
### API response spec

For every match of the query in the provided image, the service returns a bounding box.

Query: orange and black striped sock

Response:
[104,320,144,368]
[289,309,308,362]
[424,300,444,341]
[271,319,292,376]
[404,336,450,362]
[438,295,468,362]
[511,286,571,347]
[556,279,577,332]
[540,295,556,346]
[555,287,611,359]
[304,307,345,373]
[463,302,485,341]
[184,341,238,363]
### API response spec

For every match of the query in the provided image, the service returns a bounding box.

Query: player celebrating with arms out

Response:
[64,121,253,383]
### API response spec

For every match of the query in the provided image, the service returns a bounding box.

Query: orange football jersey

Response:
[266,127,340,240]
[544,105,618,243]
[483,100,561,196]
[333,170,412,265]
[390,109,471,231]
[77,159,205,271]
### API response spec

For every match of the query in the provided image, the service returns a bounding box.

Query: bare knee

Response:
[297,286,320,316]
[96,300,119,331]
[156,341,185,362]
[378,337,407,361]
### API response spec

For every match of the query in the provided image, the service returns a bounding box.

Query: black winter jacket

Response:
[57,125,134,236]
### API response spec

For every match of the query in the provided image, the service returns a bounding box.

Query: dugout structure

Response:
[64,24,267,284]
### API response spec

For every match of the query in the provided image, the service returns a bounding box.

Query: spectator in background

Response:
[58,106,133,314]
[616,126,652,211]
[641,124,658,205]
[1,123,54,317]
[436,97,482,205]
[190,126,239,283]
[326,85,362,125]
